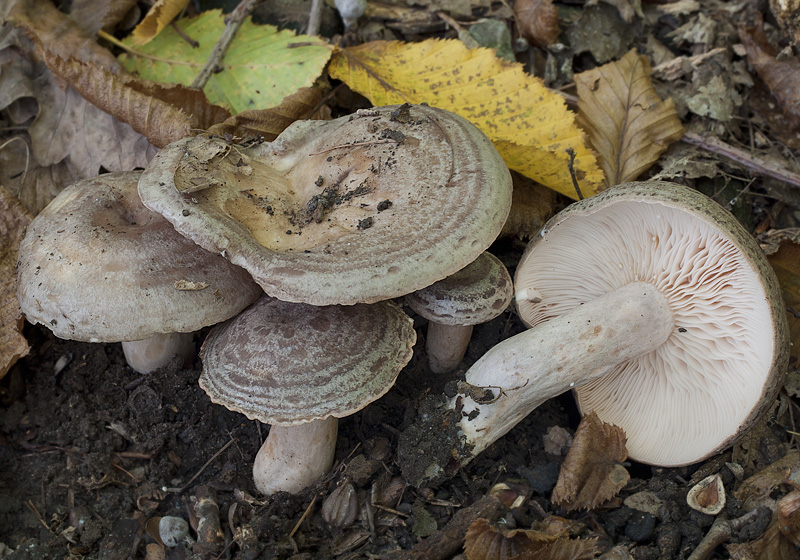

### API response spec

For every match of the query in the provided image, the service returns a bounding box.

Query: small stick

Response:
[565,148,584,199]
[170,21,199,48]
[165,439,235,493]
[687,508,766,560]
[191,0,259,89]
[307,0,324,36]
[26,500,56,536]
[681,132,800,190]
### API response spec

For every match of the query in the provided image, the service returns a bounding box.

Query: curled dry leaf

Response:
[0,186,32,378]
[130,0,190,45]
[733,450,799,511]
[766,240,800,365]
[777,490,800,546]
[551,412,629,511]
[575,49,684,187]
[739,13,800,131]
[514,0,560,48]
[464,517,599,560]
[207,87,325,142]
[7,0,120,70]
[727,514,799,560]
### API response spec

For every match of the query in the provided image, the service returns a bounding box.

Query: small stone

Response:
[625,511,655,542]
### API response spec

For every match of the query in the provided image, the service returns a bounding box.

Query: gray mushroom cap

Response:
[138,104,512,306]
[405,252,513,326]
[199,297,416,425]
[514,181,789,466]
[16,171,262,343]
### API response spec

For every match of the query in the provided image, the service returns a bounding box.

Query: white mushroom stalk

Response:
[399,182,789,487]
[458,281,673,458]
[121,333,195,375]
[253,418,338,495]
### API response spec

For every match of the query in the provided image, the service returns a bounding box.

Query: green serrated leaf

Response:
[119,10,332,114]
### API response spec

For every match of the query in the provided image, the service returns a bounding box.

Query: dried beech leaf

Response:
[35,46,198,148]
[207,87,324,142]
[0,186,32,378]
[0,135,79,214]
[501,174,558,239]
[734,451,799,511]
[464,518,546,560]
[767,240,800,364]
[7,0,120,70]
[551,412,629,511]
[727,514,799,560]
[515,537,600,560]
[739,14,800,131]
[575,49,684,187]
[131,0,190,45]
[70,0,139,36]
[329,39,605,198]
[514,0,560,48]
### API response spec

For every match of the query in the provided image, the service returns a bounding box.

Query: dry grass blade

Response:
[551,412,629,511]
[575,49,684,187]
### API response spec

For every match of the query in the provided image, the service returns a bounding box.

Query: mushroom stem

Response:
[458,281,673,462]
[427,323,474,373]
[121,332,195,374]
[253,417,338,495]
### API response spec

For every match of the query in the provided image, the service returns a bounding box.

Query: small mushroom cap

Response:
[199,297,416,425]
[405,252,513,326]
[514,181,789,466]
[138,104,512,305]
[16,171,262,342]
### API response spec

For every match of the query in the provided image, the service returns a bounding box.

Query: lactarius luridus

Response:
[399,182,789,486]
[16,171,261,374]
[199,296,415,494]
[138,104,512,306]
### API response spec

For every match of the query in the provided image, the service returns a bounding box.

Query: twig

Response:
[681,132,800,190]
[171,21,200,48]
[565,147,584,199]
[307,0,324,37]
[309,138,401,155]
[165,439,235,493]
[191,0,259,89]
[25,500,56,536]
[687,508,766,560]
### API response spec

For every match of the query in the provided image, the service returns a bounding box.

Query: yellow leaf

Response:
[131,0,190,46]
[575,49,684,187]
[328,40,605,198]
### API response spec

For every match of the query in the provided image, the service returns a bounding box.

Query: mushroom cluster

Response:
[399,181,789,486]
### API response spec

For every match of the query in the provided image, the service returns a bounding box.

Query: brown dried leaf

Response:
[7,0,120,70]
[734,451,800,511]
[70,0,139,35]
[575,49,684,187]
[739,13,800,131]
[767,240,800,365]
[728,514,799,560]
[515,537,600,560]
[37,51,193,148]
[131,0,190,45]
[464,517,599,560]
[500,174,558,240]
[207,87,324,142]
[551,412,629,511]
[0,135,79,214]
[514,0,560,48]
[0,186,32,378]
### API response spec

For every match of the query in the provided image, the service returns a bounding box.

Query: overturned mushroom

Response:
[138,104,512,305]
[199,296,415,494]
[399,182,789,486]
[405,252,513,373]
[16,172,262,373]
